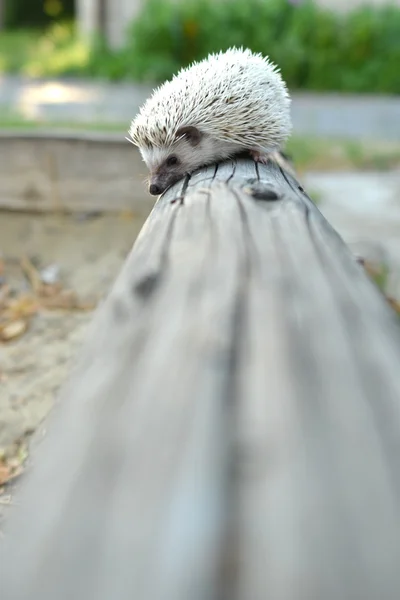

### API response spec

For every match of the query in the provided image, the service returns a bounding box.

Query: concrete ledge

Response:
[0,130,151,214]
[291,93,400,141]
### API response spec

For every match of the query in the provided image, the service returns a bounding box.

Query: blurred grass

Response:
[0,110,125,131]
[286,137,400,172]
[287,138,400,172]
[0,30,37,73]
[0,22,90,77]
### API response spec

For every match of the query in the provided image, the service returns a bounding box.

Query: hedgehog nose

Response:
[149,183,162,196]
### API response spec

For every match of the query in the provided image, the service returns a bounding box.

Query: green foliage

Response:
[0,22,90,77]
[0,29,37,73]
[1,0,400,94]
[5,0,74,28]
[119,0,400,93]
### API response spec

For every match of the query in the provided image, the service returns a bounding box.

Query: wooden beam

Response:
[2,158,400,599]
[0,131,150,215]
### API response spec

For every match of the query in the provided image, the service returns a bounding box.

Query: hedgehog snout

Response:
[149,172,183,196]
[149,176,169,196]
[149,183,162,196]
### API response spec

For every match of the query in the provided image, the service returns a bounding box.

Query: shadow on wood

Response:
[2,157,400,599]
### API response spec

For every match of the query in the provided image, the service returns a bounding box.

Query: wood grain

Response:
[2,158,400,600]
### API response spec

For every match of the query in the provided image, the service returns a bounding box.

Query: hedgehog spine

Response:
[129,47,292,195]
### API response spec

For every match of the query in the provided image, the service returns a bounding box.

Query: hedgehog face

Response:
[140,126,204,196]
[137,125,243,195]
[143,148,187,196]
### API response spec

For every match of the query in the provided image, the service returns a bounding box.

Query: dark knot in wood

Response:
[133,272,160,299]
[245,182,281,201]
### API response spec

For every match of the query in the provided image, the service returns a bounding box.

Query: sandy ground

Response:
[0,209,149,525]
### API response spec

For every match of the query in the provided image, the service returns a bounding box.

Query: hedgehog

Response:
[129,47,292,196]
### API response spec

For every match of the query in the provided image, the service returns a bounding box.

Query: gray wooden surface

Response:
[2,158,400,599]
[0,130,150,214]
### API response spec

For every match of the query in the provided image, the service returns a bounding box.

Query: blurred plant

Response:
[5,0,74,27]
[1,0,400,94]
[118,0,400,93]
[44,0,64,18]
[0,22,90,77]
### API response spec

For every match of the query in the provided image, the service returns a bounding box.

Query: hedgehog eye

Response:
[166,155,179,167]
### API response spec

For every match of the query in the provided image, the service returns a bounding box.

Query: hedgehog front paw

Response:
[249,150,271,165]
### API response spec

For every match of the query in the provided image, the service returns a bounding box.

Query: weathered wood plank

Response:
[235,165,400,599]
[0,131,150,214]
[2,158,400,600]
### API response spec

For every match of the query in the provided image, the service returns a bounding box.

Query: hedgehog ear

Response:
[175,126,202,147]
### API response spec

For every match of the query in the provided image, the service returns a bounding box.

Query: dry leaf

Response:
[0,319,28,342]
[0,463,23,486]
[0,465,9,486]
[39,283,63,297]
[0,441,28,486]
[0,257,96,346]
[4,294,39,318]
[40,290,95,311]
[0,459,24,486]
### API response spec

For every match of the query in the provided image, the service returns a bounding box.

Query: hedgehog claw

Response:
[250,150,271,165]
